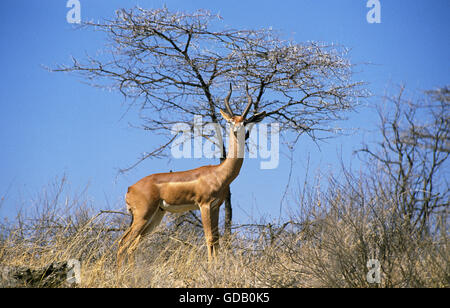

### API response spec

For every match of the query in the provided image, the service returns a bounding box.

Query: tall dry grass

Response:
[0,171,447,288]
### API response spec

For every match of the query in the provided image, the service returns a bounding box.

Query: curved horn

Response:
[242,84,253,118]
[224,83,234,116]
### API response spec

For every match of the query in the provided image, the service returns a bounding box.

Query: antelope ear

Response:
[244,111,266,125]
[220,109,233,122]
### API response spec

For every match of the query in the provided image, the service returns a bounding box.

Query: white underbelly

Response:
[160,200,198,213]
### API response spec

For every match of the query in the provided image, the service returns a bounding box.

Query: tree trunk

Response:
[220,150,232,239]
[224,186,232,238]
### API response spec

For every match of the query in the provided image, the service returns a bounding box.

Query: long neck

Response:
[218,127,245,185]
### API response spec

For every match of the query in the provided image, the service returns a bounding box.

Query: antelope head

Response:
[219,84,266,136]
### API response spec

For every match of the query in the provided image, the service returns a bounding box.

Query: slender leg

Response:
[200,201,220,261]
[117,217,149,267]
[117,200,160,268]
[141,208,165,236]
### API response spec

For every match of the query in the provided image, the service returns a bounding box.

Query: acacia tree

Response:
[55,7,366,235]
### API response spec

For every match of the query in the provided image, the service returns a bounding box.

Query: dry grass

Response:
[0,173,447,288]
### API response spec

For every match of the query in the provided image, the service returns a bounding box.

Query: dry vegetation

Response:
[0,87,448,288]
[0,167,447,288]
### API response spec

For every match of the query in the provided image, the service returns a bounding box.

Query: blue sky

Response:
[0,0,449,224]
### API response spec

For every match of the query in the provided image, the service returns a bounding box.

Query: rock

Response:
[0,260,80,288]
